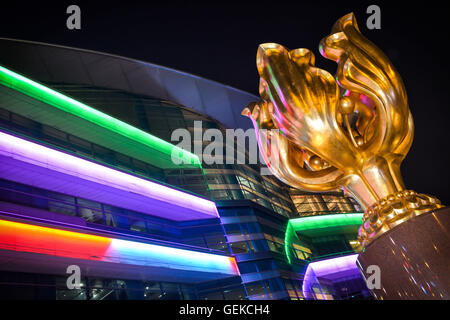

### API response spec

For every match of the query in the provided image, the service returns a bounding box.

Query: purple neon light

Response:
[0,131,218,219]
[308,254,359,276]
[302,254,360,299]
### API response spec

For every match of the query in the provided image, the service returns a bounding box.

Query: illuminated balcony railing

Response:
[0,130,217,221]
[0,218,239,276]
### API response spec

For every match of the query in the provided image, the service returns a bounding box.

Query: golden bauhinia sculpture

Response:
[242,13,443,248]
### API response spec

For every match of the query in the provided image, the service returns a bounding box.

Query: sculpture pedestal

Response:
[357,206,450,300]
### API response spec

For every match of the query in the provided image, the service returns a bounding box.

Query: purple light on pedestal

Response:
[0,131,218,220]
[302,254,360,299]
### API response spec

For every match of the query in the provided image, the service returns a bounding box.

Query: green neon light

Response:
[284,213,363,264]
[288,213,363,231]
[0,65,200,167]
[285,222,296,264]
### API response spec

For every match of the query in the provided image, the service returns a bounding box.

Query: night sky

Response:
[1,1,449,203]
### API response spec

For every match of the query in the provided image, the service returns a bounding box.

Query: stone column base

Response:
[357,206,450,299]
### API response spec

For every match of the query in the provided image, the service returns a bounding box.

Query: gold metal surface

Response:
[242,13,443,247]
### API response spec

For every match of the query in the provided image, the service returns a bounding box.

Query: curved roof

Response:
[0,38,257,130]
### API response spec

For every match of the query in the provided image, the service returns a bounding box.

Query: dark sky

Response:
[1,1,449,203]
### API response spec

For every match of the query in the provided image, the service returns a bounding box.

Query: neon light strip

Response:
[302,254,359,299]
[0,65,200,167]
[0,219,239,275]
[307,254,359,276]
[0,131,218,219]
[288,213,364,231]
[284,213,363,263]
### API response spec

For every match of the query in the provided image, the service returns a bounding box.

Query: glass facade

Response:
[196,277,246,300]
[0,178,229,253]
[309,234,361,259]
[0,107,168,188]
[47,84,298,217]
[0,76,245,300]
[290,189,362,217]
[0,271,199,300]
[218,201,308,300]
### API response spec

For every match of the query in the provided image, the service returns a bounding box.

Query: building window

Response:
[229,241,250,254]
[244,281,267,297]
